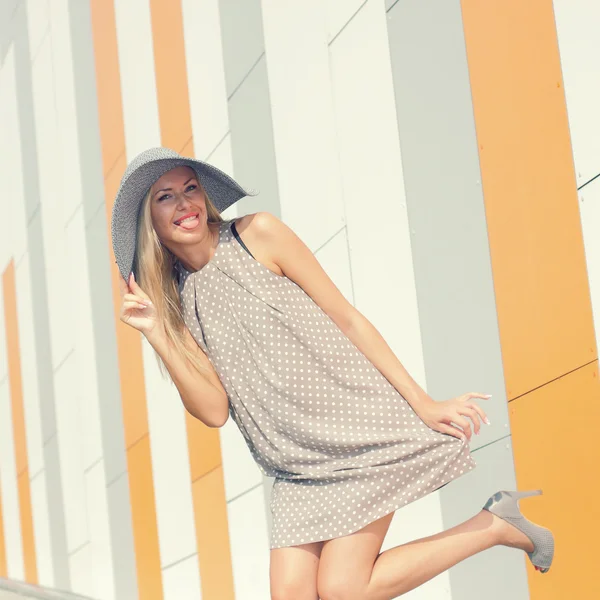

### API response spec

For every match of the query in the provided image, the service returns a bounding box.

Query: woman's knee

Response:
[271,579,318,600]
[318,573,371,600]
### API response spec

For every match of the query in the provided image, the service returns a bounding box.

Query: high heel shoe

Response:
[482,489,554,573]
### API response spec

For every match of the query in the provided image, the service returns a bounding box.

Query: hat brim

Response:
[111,156,256,283]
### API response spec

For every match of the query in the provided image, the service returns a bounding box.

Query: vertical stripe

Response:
[0,486,7,577]
[461,0,599,596]
[148,1,236,597]
[2,261,37,583]
[89,1,163,598]
[8,2,71,587]
[385,0,531,595]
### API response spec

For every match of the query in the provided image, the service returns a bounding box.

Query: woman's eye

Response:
[157,185,196,202]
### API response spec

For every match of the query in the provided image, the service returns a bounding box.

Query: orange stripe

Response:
[149,1,235,597]
[89,2,163,597]
[2,260,37,583]
[461,0,599,596]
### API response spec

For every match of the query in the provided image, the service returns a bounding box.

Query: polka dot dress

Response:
[174,218,477,550]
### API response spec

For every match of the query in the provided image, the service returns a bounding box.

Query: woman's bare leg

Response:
[270,540,324,600]
[317,509,533,600]
[364,509,532,600]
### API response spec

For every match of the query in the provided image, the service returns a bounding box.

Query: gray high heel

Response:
[482,489,554,573]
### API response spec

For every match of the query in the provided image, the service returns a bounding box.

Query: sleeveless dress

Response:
[174,218,477,550]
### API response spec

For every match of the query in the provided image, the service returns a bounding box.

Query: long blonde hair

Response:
[133,178,223,378]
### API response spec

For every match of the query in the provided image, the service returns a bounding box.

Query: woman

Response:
[112,147,554,599]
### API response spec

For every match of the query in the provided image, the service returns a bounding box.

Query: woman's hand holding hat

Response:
[117,272,160,339]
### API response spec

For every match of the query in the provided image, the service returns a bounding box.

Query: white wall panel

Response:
[325,0,366,42]
[25,0,50,61]
[328,2,450,597]
[181,0,230,159]
[142,341,199,569]
[261,0,344,245]
[28,14,91,586]
[553,0,600,186]
[64,206,104,470]
[0,380,25,581]
[6,86,58,581]
[30,36,73,369]
[85,460,116,600]
[68,542,93,598]
[114,0,161,154]
[162,553,202,600]
[54,352,88,553]
[313,226,354,305]
[48,0,84,224]
[328,1,414,352]
[29,469,54,587]
[220,416,264,502]
[1,47,28,266]
[227,485,271,600]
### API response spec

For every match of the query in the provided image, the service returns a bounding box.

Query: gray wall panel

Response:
[68,2,136,597]
[106,473,138,600]
[386,0,510,453]
[68,0,106,224]
[220,0,266,97]
[10,4,70,589]
[441,438,529,600]
[228,57,280,217]
[219,0,281,539]
[386,1,529,597]
[85,207,128,486]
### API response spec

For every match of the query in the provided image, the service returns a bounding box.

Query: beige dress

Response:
[175,218,477,550]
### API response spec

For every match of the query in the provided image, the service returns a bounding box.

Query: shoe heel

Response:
[482,489,554,574]
[509,489,543,501]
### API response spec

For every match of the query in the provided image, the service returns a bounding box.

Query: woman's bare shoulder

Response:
[231,212,284,277]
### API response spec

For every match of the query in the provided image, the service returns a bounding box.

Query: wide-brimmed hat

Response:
[111,146,257,283]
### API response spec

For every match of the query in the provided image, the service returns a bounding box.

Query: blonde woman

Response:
[113,147,554,599]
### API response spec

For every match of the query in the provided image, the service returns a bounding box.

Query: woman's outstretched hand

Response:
[117,272,160,338]
[416,392,492,442]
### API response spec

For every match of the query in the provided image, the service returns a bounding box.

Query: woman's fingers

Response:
[464,402,490,426]
[468,392,492,401]
[450,415,472,439]
[123,293,151,305]
[117,273,130,299]
[456,407,482,435]
[127,273,153,303]
[437,422,466,441]
[460,393,492,429]
[123,300,150,310]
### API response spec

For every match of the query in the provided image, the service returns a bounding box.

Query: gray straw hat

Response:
[111,146,256,283]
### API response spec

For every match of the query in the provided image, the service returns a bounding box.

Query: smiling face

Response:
[149,165,216,259]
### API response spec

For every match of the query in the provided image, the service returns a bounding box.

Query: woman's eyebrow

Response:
[153,177,196,197]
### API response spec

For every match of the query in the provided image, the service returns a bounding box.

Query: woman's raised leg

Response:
[318,509,532,600]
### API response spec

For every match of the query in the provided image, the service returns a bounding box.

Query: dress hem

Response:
[269,452,477,550]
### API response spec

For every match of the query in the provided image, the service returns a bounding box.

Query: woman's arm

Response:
[251,211,434,412]
[147,326,229,428]
[340,312,434,412]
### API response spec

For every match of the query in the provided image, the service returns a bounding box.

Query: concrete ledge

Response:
[0,579,94,600]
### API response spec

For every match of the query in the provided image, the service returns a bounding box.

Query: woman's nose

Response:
[174,190,194,207]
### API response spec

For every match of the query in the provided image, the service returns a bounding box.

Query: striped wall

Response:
[0,1,598,599]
